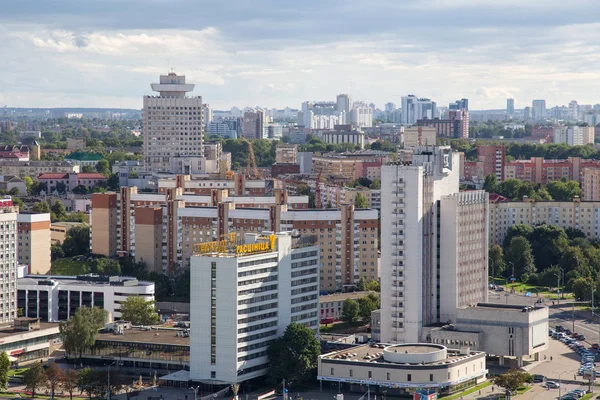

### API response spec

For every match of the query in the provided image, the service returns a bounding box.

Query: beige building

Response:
[489,197,600,245]
[276,144,298,164]
[319,291,376,321]
[66,138,86,150]
[318,344,487,397]
[312,151,392,181]
[90,184,379,290]
[50,222,86,245]
[0,161,79,179]
[403,126,437,148]
[582,167,600,201]
[17,213,51,275]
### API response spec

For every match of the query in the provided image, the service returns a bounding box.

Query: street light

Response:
[508,262,515,293]
[554,273,561,303]
[106,360,116,400]
[556,370,577,399]
[189,386,200,400]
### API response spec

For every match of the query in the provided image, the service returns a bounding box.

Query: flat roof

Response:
[19,275,154,287]
[0,323,59,339]
[95,328,190,346]
[322,344,484,366]
[390,345,441,354]
[320,291,376,303]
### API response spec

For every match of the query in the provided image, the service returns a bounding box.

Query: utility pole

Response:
[573,302,576,333]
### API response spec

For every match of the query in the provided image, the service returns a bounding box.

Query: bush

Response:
[526,274,539,286]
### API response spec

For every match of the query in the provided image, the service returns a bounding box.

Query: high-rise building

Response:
[380,147,488,343]
[189,231,320,384]
[336,94,352,113]
[142,73,204,172]
[403,126,437,147]
[532,100,546,121]
[242,109,266,139]
[17,213,51,275]
[449,98,469,111]
[385,102,396,112]
[553,126,595,146]
[401,95,437,125]
[203,104,213,127]
[0,197,18,324]
[506,98,515,117]
[350,106,373,128]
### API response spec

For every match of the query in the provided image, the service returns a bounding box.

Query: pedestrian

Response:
[551,356,553,361]
[491,386,494,393]
[544,355,547,360]
[479,389,481,395]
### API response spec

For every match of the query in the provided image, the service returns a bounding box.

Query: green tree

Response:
[23,362,47,398]
[565,227,586,240]
[267,323,320,385]
[357,296,376,320]
[107,173,120,190]
[546,179,582,201]
[77,368,102,400]
[505,236,536,279]
[82,165,94,173]
[366,280,380,292]
[95,159,111,176]
[62,225,90,257]
[120,296,160,325]
[32,200,51,213]
[489,245,506,278]
[60,369,79,400]
[571,277,595,301]
[494,370,531,393]
[91,258,121,276]
[354,193,368,209]
[0,352,10,389]
[45,362,62,399]
[559,246,592,277]
[51,201,67,221]
[483,174,498,193]
[51,244,65,261]
[11,196,23,210]
[55,181,67,194]
[72,185,88,195]
[529,224,569,271]
[370,180,381,189]
[60,306,107,360]
[356,277,368,291]
[8,187,20,196]
[502,224,533,248]
[342,299,359,323]
[24,176,34,195]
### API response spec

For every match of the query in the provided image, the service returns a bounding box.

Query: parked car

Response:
[546,381,560,388]
[572,389,587,397]
[556,325,564,332]
[578,335,586,341]
[565,329,573,335]
[592,343,599,350]
[533,374,545,383]
[572,332,580,338]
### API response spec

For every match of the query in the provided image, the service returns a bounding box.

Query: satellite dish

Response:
[291,229,301,238]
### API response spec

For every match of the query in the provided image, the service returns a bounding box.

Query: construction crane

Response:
[240,137,260,178]
[315,169,323,208]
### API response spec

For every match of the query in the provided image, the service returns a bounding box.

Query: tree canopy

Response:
[267,323,320,385]
[59,306,107,360]
[342,299,359,323]
[120,296,160,325]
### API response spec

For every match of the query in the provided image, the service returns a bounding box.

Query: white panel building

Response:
[189,231,320,384]
[17,274,155,322]
[143,73,204,172]
[0,198,18,324]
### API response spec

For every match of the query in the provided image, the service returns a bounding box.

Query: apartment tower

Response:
[17,213,51,274]
[142,73,204,172]
[380,147,488,343]
[0,198,19,323]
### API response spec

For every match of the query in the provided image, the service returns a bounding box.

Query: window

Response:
[211,371,216,379]
[386,373,390,380]
[349,370,353,377]
[330,368,334,376]
[368,371,372,379]
[407,374,411,382]
[429,374,433,382]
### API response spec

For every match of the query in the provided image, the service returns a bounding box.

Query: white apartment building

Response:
[379,148,489,343]
[17,274,155,322]
[0,198,18,324]
[403,126,437,148]
[142,73,204,172]
[553,126,594,146]
[350,106,373,128]
[189,232,320,384]
[489,197,600,246]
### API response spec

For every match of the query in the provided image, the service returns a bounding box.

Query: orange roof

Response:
[77,173,106,179]
[38,173,68,179]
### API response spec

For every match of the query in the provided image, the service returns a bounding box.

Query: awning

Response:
[7,356,17,362]
[159,370,190,382]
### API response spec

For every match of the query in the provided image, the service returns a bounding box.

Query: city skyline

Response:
[2,0,600,109]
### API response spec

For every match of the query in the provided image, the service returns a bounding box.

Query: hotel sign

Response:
[194,233,237,254]
[236,234,277,255]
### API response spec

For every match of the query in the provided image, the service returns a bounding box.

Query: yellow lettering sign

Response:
[236,234,278,255]
[193,233,238,254]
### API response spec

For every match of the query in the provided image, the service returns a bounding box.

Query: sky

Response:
[2,0,600,111]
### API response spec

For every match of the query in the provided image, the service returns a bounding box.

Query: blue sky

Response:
[1,0,600,110]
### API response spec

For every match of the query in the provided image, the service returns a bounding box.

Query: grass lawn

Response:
[319,321,368,334]
[8,367,28,377]
[580,394,594,400]
[51,257,93,275]
[516,386,532,394]
[440,381,491,399]
[490,278,574,299]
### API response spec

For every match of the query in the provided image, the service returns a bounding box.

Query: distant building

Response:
[275,144,298,164]
[143,73,204,172]
[417,110,469,139]
[532,100,546,121]
[350,106,373,128]
[449,98,469,111]
[0,198,19,324]
[553,126,594,146]
[242,109,266,139]
[581,168,600,201]
[504,157,600,184]
[64,152,103,167]
[403,126,437,147]
[66,138,86,150]
[336,94,352,113]
[506,98,515,117]
[401,95,437,125]
[0,175,26,195]
[50,221,86,245]
[37,172,107,193]
[322,125,365,149]
[0,145,30,161]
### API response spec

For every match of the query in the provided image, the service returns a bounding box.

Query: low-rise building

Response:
[0,175,26,194]
[64,152,104,167]
[38,172,107,193]
[0,161,79,179]
[320,291,374,321]
[0,318,61,363]
[322,125,365,150]
[17,274,155,322]
[318,343,487,397]
[50,222,86,245]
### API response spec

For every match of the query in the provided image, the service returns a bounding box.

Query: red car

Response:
[572,332,580,338]
[592,343,599,350]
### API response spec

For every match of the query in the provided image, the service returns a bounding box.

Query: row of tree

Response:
[490,223,600,295]
[483,175,582,201]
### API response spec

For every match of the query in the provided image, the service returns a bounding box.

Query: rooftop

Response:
[95,328,190,346]
[65,152,103,161]
[320,291,376,303]
[0,322,59,339]
[19,274,153,287]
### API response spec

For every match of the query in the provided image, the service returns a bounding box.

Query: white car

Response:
[546,381,560,388]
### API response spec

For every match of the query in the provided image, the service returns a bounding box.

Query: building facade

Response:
[403,126,437,148]
[17,274,155,322]
[17,213,51,275]
[143,73,204,172]
[0,161,79,179]
[189,232,320,384]
[0,198,18,323]
[322,126,365,150]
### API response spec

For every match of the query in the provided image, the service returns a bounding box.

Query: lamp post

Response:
[557,370,576,400]
[554,273,561,303]
[190,386,200,400]
[559,267,565,299]
[508,262,515,293]
[106,361,116,400]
